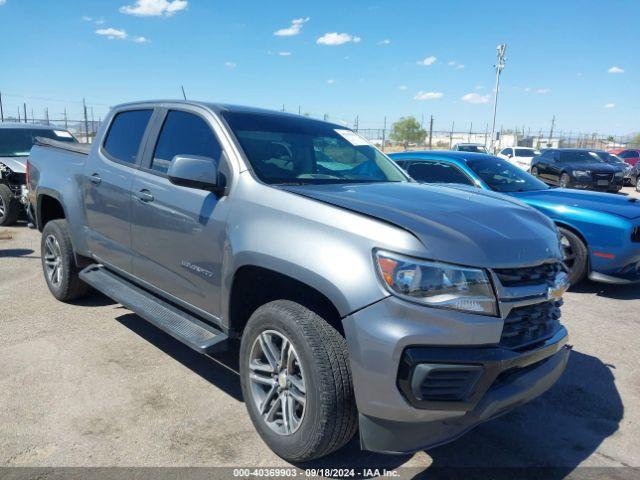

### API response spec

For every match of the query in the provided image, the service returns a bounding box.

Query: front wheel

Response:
[558,227,588,286]
[0,184,19,226]
[560,173,571,188]
[239,300,357,462]
[530,166,539,177]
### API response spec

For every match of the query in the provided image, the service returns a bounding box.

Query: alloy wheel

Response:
[560,174,570,188]
[248,330,306,436]
[43,234,63,287]
[0,195,5,219]
[560,234,575,271]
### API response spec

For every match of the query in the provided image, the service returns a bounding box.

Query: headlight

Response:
[374,250,498,316]
[615,171,624,178]
[572,170,591,177]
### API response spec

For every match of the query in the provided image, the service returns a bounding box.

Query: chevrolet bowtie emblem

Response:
[547,272,570,301]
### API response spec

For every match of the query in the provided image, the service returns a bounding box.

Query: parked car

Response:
[0,123,77,225]
[452,142,488,153]
[28,100,570,461]
[390,151,640,285]
[590,150,633,185]
[609,148,640,168]
[530,148,623,192]
[497,147,540,170]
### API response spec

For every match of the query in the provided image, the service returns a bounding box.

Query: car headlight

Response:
[374,250,498,316]
[615,171,624,178]
[572,170,591,177]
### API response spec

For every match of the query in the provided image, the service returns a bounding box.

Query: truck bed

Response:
[35,137,91,156]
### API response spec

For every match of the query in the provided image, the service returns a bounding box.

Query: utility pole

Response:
[91,107,95,138]
[181,85,187,100]
[468,122,473,142]
[298,105,301,115]
[31,108,34,123]
[23,103,27,123]
[428,115,434,149]
[0,91,4,122]
[45,108,49,125]
[282,104,285,112]
[449,121,455,149]
[63,108,68,129]
[83,99,89,143]
[382,116,387,152]
[354,115,359,132]
[548,115,555,145]
[484,123,489,147]
[18,108,21,123]
[489,44,507,154]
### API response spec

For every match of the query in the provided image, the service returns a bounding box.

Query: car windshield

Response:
[591,151,624,164]
[0,128,77,157]
[515,148,539,157]
[457,145,487,153]
[467,156,549,192]
[559,150,605,163]
[222,111,407,185]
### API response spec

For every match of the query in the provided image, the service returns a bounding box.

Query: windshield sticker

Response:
[54,130,73,138]
[334,129,370,146]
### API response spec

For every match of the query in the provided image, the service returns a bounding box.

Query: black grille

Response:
[501,301,562,350]
[593,172,614,182]
[494,262,562,287]
[417,367,482,402]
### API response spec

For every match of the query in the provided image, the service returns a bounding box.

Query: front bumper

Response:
[570,176,623,191]
[343,292,570,454]
[359,330,570,453]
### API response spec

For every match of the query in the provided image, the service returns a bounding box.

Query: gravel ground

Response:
[0,187,638,475]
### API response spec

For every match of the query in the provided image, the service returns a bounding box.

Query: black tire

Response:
[560,173,571,189]
[0,183,19,226]
[239,300,357,462]
[530,166,539,177]
[41,219,91,302]
[558,227,588,286]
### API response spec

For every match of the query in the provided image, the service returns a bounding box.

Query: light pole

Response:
[489,44,507,153]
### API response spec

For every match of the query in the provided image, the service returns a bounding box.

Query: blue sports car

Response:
[389,150,640,285]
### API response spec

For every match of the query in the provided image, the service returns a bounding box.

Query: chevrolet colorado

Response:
[28,100,570,461]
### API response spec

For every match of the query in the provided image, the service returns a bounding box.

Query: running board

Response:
[79,264,228,353]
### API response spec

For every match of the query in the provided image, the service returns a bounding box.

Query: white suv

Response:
[498,147,540,170]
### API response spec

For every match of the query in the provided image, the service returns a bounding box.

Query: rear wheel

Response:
[558,227,588,286]
[560,173,571,189]
[0,184,19,226]
[239,300,357,462]
[41,219,91,301]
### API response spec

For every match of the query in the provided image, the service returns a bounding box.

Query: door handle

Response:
[90,173,102,185]
[136,189,155,203]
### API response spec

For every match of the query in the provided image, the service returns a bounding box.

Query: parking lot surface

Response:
[1,187,639,473]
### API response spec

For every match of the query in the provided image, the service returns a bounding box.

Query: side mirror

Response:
[167,155,220,192]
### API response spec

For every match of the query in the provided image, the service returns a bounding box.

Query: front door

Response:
[83,109,154,272]
[130,108,230,318]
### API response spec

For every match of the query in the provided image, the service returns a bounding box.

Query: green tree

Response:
[390,117,426,146]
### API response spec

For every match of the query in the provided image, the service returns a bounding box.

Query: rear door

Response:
[83,108,154,272]
[130,106,230,318]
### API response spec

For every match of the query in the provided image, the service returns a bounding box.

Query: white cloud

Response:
[456,64,465,69]
[317,32,361,46]
[95,28,128,40]
[0,0,6,5]
[327,79,336,84]
[417,56,437,66]
[133,36,150,43]
[95,18,105,25]
[604,103,616,108]
[82,15,93,21]
[535,88,550,94]
[608,66,624,74]
[474,85,484,90]
[225,61,236,69]
[414,91,443,100]
[120,0,187,17]
[274,17,310,36]
[461,92,489,104]
[377,39,391,45]
[523,87,532,92]
[447,60,456,66]
[398,85,408,91]
[278,51,292,56]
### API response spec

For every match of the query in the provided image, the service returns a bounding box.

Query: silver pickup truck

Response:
[28,100,571,461]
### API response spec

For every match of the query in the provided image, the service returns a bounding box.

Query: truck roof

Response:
[113,100,346,128]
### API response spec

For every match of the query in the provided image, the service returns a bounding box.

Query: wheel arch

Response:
[37,191,67,231]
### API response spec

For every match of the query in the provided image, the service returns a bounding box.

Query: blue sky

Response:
[0,0,638,135]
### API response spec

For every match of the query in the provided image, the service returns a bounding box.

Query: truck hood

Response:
[282,182,561,268]
[0,156,27,173]
[512,188,640,220]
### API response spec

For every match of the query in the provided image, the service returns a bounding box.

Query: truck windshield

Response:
[467,157,549,193]
[0,128,77,157]
[222,111,407,185]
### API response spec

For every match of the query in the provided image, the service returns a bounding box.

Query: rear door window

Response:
[103,109,153,164]
[151,110,222,174]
